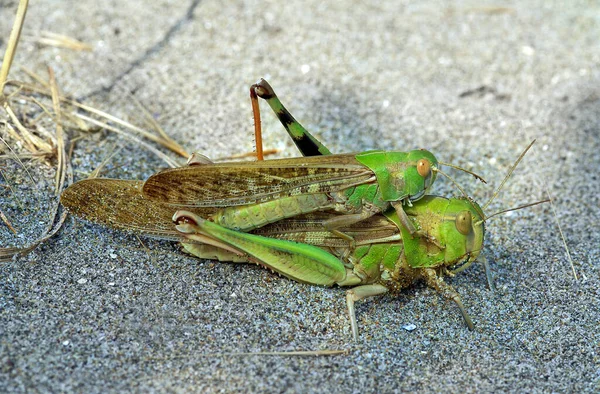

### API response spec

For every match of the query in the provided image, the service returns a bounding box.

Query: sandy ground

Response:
[1,0,598,392]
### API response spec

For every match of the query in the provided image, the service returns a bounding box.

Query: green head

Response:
[401,196,485,269]
[355,149,439,202]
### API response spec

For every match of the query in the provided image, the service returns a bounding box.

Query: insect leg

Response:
[251,78,332,157]
[181,243,249,262]
[319,207,383,249]
[322,210,377,230]
[481,255,496,292]
[174,210,347,286]
[325,193,383,229]
[391,202,443,248]
[421,268,474,330]
[391,202,417,235]
[449,256,495,292]
[250,80,265,160]
[328,230,356,249]
[346,284,389,341]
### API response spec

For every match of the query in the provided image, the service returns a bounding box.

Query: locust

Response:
[60,79,543,339]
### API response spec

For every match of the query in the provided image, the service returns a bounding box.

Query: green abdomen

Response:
[213,193,334,231]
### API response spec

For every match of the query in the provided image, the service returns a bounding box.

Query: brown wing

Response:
[142,153,375,207]
[60,179,218,241]
[252,212,401,248]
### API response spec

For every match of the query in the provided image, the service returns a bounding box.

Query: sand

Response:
[1,1,598,392]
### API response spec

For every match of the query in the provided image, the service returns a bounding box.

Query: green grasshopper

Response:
[60,79,540,339]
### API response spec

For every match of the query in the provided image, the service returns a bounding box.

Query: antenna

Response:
[482,140,536,211]
[438,161,487,184]
[476,199,550,226]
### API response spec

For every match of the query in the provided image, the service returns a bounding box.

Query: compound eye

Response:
[455,211,472,236]
[417,158,431,178]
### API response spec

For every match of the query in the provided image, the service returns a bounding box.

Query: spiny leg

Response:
[346,284,388,341]
[251,78,332,157]
[421,268,474,330]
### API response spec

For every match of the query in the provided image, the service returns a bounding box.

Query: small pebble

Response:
[77,278,87,284]
[402,323,417,331]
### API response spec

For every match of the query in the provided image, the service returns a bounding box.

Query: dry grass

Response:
[546,188,580,280]
[0,0,189,261]
[33,31,93,51]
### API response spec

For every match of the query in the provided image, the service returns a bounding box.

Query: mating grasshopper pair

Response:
[61,79,542,340]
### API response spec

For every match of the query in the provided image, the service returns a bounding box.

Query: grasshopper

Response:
[60,79,541,339]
